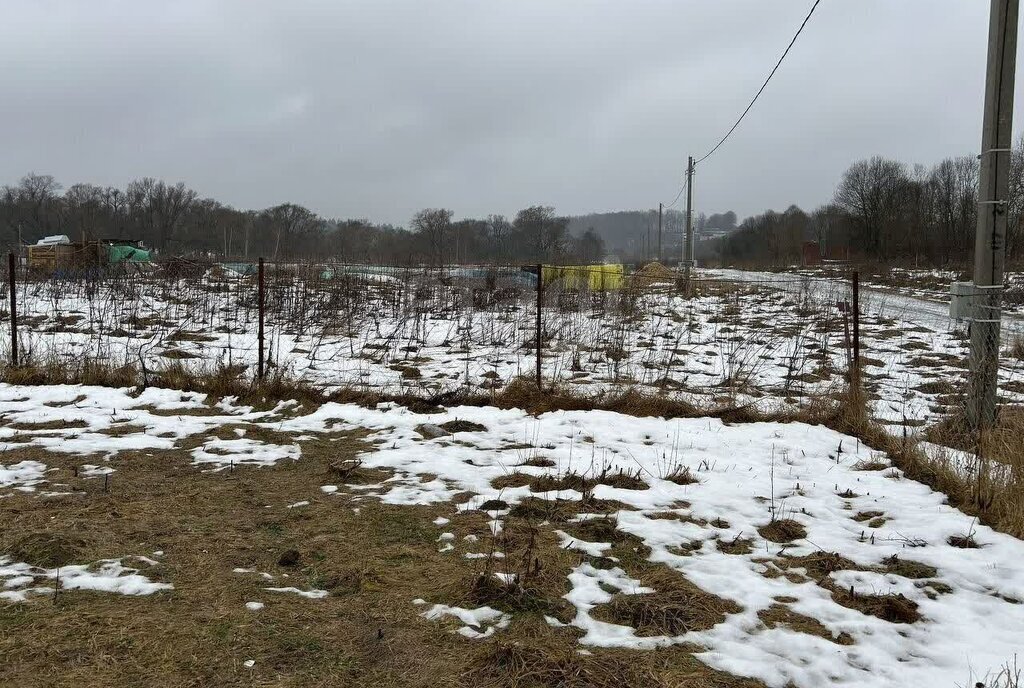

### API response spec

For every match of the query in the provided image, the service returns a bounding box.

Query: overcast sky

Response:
[0,1,1019,226]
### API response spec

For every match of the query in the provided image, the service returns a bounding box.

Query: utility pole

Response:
[657,203,663,263]
[682,156,695,285]
[968,0,1018,429]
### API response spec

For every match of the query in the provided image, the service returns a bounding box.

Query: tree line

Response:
[0,175,604,266]
[717,137,1024,267]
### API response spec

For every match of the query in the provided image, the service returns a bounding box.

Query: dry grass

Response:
[0,433,767,688]
[590,568,741,637]
[2,354,1022,542]
[772,552,859,582]
[465,637,767,688]
[757,519,807,544]
[880,555,937,579]
[757,605,853,645]
[715,536,754,556]
[830,589,920,624]
[1009,336,1024,360]
[814,386,1024,539]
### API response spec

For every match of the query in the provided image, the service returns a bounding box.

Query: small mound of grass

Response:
[327,458,362,480]
[758,604,854,645]
[880,555,937,579]
[506,495,630,524]
[468,641,664,688]
[715,536,753,555]
[852,458,889,471]
[831,589,920,624]
[8,419,88,431]
[598,469,649,491]
[5,532,88,568]
[758,519,807,543]
[466,573,566,616]
[439,419,487,433]
[663,465,698,485]
[779,552,859,580]
[591,569,741,636]
[852,510,885,523]
[336,465,393,485]
[519,456,555,468]
[508,497,578,523]
[491,473,534,490]
[479,499,509,511]
[947,533,981,549]
[529,472,597,494]
[646,511,689,522]
[666,541,703,557]
[568,517,625,544]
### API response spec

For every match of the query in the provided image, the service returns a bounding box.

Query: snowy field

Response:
[5,266,1023,433]
[1,382,1023,687]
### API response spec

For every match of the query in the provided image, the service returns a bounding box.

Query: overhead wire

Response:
[694,0,823,166]
[661,175,687,209]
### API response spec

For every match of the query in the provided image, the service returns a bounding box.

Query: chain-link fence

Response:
[2,257,1023,430]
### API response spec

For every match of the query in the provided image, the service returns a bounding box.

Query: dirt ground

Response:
[0,420,766,688]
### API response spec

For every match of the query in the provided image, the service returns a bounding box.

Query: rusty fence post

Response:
[536,263,543,390]
[257,257,265,380]
[852,270,860,385]
[8,252,17,367]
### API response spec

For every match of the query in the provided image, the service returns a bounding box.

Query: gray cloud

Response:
[0,0,1015,225]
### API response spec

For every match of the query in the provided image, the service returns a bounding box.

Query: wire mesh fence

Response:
[1,257,1022,429]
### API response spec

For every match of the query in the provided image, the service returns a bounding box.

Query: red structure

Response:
[801,241,821,266]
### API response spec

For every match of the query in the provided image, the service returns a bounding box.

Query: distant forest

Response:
[5,138,1018,269]
[715,137,1024,267]
[0,177,604,266]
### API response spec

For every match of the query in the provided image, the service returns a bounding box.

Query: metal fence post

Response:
[8,252,16,367]
[257,257,265,380]
[852,270,860,385]
[536,263,543,390]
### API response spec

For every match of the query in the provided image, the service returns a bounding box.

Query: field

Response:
[7,264,1024,429]
[2,264,1023,688]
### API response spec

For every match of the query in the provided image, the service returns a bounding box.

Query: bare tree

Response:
[0,173,64,244]
[412,208,453,266]
[127,178,198,251]
[833,156,909,257]
[513,206,569,262]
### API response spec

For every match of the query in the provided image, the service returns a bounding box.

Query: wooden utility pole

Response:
[969,0,1018,428]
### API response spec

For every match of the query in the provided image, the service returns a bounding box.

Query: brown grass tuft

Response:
[947,533,981,549]
[715,536,754,555]
[466,641,666,688]
[591,569,741,637]
[831,589,920,624]
[758,519,807,543]
[5,532,89,568]
[663,464,698,485]
[757,604,854,645]
[880,555,937,579]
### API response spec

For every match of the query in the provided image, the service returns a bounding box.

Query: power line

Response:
[661,175,687,209]
[694,0,823,166]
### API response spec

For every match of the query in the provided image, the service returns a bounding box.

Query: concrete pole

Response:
[682,157,695,287]
[969,0,1018,429]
